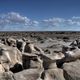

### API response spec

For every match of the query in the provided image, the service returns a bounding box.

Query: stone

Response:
[63,60,80,80]
[0,71,14,80]
[14,69,43,80]
[22,53,43,69]
[42,68,65,80]
[0,43,22,72]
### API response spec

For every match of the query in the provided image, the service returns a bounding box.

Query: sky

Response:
[0,0,80,31]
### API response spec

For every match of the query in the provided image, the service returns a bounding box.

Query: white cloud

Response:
[41,17,80,31]
[0,12,80,31]
[0,12,39,31]
[0,12,31,25]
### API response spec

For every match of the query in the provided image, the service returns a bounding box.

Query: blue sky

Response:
[0,0,80,31]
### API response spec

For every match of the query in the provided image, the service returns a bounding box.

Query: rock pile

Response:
[0,37,80,80]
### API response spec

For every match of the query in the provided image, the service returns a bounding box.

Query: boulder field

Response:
[0,37,80,80]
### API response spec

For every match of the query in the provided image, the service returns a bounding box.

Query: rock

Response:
[1,38,6,45]
[10,63,23,73]
[24,40,36,53]
[1,38,16,47]
[57,45,80,68]
[70,39,80,48]
[14,69,43,80]
[38,53,64,70]
[22,53,43,69]
[0,71,14,80]
[6,38,16,47]
[44,49,51,54]
[70,40,78,47]
[24,41,44,54]
[0,43,22,72]
[62,46,80,62]
[16,39,43,54]
[16,39,26,52]
[63,60,80,80]
[42,68,65,80]
[0,64,5,72]
[30,56,43,69]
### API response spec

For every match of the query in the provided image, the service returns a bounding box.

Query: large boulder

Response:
[62,45,80,62]
[22,53,43,69]
[57,45,80,68]
[0,43,22,72]
[38,53,64,70]
[41,68,65,80]
[63,60,80,80]
[14,69,43,80]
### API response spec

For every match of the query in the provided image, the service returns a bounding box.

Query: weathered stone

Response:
[63,60,80,80]
[38,53,64,70]
[0,71,14,80]
[61,45,80,63]
[22,53,43,69]
[1,38,16,47]
[0,64,5,72]
[14,69,43,80]
[0,43,22,72]
[42,68,65,80]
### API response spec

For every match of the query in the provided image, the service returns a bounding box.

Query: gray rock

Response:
[14,69,43,80]
[38,53,64,69]
[63,60,80,80]
[22,53,43,69]
[0,71,14,80]
[42,68,65,80]
[61,45,80,63]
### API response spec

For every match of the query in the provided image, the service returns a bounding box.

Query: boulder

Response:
[41,68,65,80]
[14,69,43,80]
[0,71,14,80]
[0,64,5,72]
[16,39,26,52]
[22,53,43,69]
[61,45,80,62]
[0,43,22,72]
[1,38,16,47]
[70,39,80,48]
[6,38,16,47]
[24,43,43,54]
[63,60,80,80]
[38,53,64,70]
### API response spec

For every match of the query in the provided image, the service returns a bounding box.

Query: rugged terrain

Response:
[0,31,80,80]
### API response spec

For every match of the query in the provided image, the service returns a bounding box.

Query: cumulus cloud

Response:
[0,12,80,31]
[0,12,29,25]
[0,12,39,31]
[42,17,80,31]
